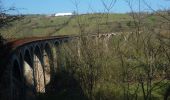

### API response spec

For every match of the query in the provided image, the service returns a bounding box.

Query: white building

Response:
[54,13,73,17]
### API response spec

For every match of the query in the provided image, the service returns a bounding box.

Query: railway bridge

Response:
[0,33,115,100]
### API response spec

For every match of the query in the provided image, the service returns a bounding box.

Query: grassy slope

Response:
[0,14,132,39]
[0,13,168,39]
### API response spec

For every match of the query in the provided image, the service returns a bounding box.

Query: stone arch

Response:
[22,48,38,99]
[54,41,60,52]
[12,59,22,82]
[59,39,65,45]
[54,41,60,46]
[58,39,69,69]
[108,34,114,47]
[43,42,54,85]
[33,45,45,93]
[24,49,32,68]
[23,48,35,93]
[19,52,24,75]
[54,41,60,70]
[63,39,69,43]
[11,55,24,100]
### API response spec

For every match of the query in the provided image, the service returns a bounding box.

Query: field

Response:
[1,13,169,39]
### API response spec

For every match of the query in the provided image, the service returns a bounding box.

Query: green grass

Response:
[0,13,138,39]
[0,13,169,39]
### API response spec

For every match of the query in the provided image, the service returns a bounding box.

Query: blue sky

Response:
[3,0,170,14]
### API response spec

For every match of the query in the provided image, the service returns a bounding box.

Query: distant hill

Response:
[0,13,169,39]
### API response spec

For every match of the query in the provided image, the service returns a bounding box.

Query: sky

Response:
[2,0,170,14]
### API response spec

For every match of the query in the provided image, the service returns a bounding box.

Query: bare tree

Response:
[101,0,117,28]
[54,0,170,100]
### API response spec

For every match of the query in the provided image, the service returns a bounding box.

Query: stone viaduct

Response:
[0,33,115,100]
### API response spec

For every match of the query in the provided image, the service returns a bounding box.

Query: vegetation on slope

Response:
[0,13,169,39]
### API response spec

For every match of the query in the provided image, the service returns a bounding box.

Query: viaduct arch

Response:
[0,34,115,100]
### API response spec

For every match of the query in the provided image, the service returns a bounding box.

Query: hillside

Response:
[0,13,169,39]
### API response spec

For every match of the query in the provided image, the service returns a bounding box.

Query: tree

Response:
[0,0,7,46]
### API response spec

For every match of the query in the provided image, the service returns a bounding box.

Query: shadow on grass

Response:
[37,70,88,100]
